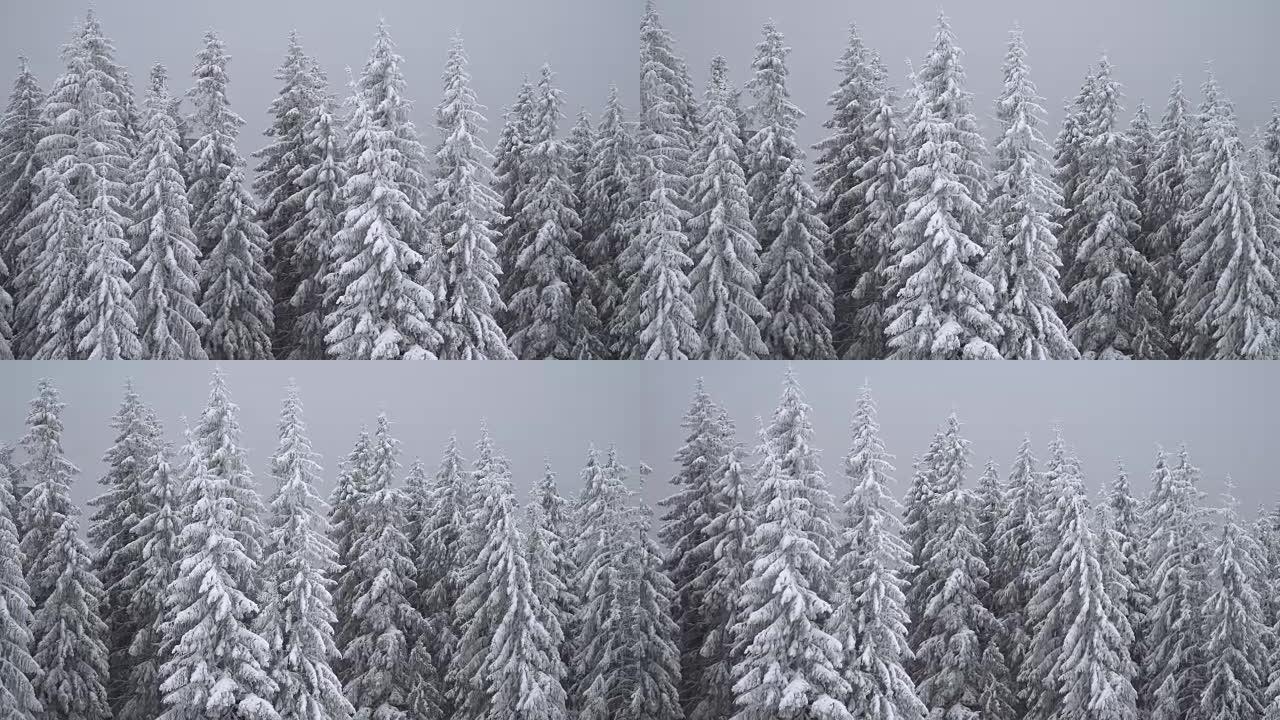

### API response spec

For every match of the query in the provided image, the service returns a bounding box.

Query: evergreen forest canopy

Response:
[1,3,1279,360]
[1,368,1279,720]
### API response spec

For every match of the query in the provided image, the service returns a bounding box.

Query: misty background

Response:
[1,362,1275,517]
[3,0,1279,171]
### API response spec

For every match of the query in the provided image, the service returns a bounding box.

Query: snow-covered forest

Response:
[2,367,1279,720]
[1,3,1278,360]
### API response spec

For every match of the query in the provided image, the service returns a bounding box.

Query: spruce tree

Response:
[88,382,161,714]
[567,108,595,205]
[661,380,731,718]
[1055,70,1097,281]
[342,414,420,720]
[285,92,345,360]
[258,383,352,720]
[0,457,39,720]
[197,164,275,359]
[688,443,753,720]
[31,516,111,720]
[0,57,44,296]
[18,379,79,613]
[528,461,578,695]
[688,56,765,358]
[325,25,440,360]
[1127,101,1156,233]
[989,437,1043,716]
[732,371,851,720]
[1174,93,1279,359]
[885,16,1000,359]
[187,31,246,259]
[1063,58,1155,358]
[638,0,699,142]
[913,415,1011,720]
[413,436,468,706]
[1107,463,1152,708]
[830,385,926,720]
[158,390,279,720]
[328,428,372,655]
[1144,447,1208,720]
[1199,490,1269,720]
[485,475,568,720]
[14,166,83,359]
[254,34,327,358]
[745,21,803,255]
[117,446,182,720]
[984,28,1076,359]
[840,74,904,360]
[1141,79,1195,340]
[813,25,885,356]
[618,490,682,720]
[77,176,140,358]
[494,78,537,297]
[129,64,207,360]
[427,36,513,359]
[505,65,589,359]
[579,87,635,355]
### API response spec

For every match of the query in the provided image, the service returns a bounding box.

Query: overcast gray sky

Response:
[3,0,1278,168]
[1,362,1275,518]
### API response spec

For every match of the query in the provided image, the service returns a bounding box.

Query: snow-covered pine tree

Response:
[505,65,590,359]
[254,34,327,358]
[480,457,568,720]
[284,90,345,360]
[1107,462,1152,708]
[528,462,578,693]
[831,385,927,720]
[426,36,513,359]
[813,25,885,356]
[579,87,635,356]
[1243,143,1280,356]
[573,446,632,720]
[14,163,84,359]
[1054,69,1097,282]
[1027,475,1137,720]
[187,31,245,259]
[325,25,440,360]
[567,108,595,204]
[902,439,942,658]
[885,15,1000,359]
[411,436,468,711]
[688,56,766,359]
[688,441,753,720]
[758,157,836,359]
[1144,447,1208,720]
[1141,79,1195,342]
[617,489,682,720]
[731,372,851,720]
[158,381,279,720]
[745,21,803,256]
[840,69,904,360]
[449,426,523,720]
[88,382,162,714]
[116,444,182,720]
[197,164,274,359]
[328,428,372,659]
[0,455,39,720]
[1199,487,1269,720]
[77,175,140,358]
[638,0,699,142]
[1174,92,1280,359]
[17,379,79,612]
[257,383,352,720]
[989,437,1042,716]
[912,415,1012,720]
[31,515,111,720]
[494,77,537,299]
[129,64,207,360]
[342,413,420,720]
[984,28,1076,359]
[0,57,44,310]
[661,380,731,717]
[1127,101,1156,230]
[1062,57,1157,359]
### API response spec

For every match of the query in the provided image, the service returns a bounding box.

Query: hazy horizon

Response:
[3,0,1277,173]
[1,361,1275,521]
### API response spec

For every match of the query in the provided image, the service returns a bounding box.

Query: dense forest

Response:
[1,3,1278,360]
[2,368,1278,719]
